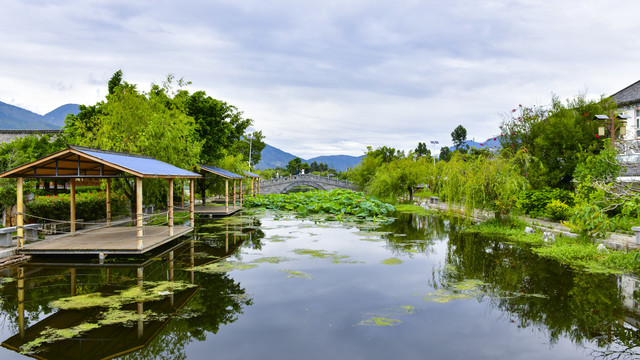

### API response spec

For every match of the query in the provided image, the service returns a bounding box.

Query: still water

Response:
[0,211,639,359]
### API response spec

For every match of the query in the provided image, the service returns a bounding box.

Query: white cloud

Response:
[2,0,640,157]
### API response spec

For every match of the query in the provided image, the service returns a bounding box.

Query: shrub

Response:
[26,192,129,222]
[545,200,571,221]
[517,187,574,218]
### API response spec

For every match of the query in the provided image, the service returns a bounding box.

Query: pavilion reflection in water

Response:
[1,217,256,360]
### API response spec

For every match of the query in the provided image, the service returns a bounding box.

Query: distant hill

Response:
[449,137,502,152]
[256,144,364,172]
[0,101,80,129]
[43,104,80,128]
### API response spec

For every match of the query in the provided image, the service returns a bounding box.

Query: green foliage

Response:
[573,139,621,184]
[500,93,617,189]
[516,187,574,218]
[545,200,571,221]
[244,189,395,219]
[451,125,467,150]
[438,146,451,162]
[366,157,431,202]
[0,133,66,172]
[438,152,527,221]
[415,142,430,158]
[26,192,128,222]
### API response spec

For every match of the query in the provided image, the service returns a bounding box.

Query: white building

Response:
[612,80,640,141]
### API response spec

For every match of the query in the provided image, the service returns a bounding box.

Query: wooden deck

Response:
[20,225,193,255]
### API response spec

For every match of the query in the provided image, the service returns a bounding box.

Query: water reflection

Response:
[445,229,640,359]
[0,213,262,359]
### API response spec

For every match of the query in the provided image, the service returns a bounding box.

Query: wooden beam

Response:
[225,179,229,213]
[136,177,143,250]
[189,178,195,227]
[168,178,174,236]
[240,180,243,206]
[16,177,23,250]
[70,178,76,235]
[106,178,111,226]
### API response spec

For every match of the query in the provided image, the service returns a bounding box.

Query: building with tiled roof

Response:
[611,80,640,141]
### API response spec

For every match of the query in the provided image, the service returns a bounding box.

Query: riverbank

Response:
[407,198,639,251]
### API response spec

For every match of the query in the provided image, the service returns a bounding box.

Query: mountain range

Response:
[0,100,80,129]
[256,144,364,172]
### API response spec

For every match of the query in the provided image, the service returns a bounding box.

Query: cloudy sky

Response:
[2,0,640,158]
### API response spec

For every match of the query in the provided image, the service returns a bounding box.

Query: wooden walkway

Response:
[20,226,193,255]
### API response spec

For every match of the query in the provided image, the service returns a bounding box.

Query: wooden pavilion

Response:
[243,170,261,196]
[196,164,244,214]
[0,145,201,255]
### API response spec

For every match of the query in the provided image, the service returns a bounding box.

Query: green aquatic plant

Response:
[423,279,486,303]
[252,256,293,264]
[21,323,101,354]
[244,189,395,219]
[291,248,357,263]
[357,317,402,326]
[188,260,257,273]
[280,270,313,279]
[50,281,197,310]
[381,258,403,265]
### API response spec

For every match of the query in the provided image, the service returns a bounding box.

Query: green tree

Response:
[367,157,430,202]
[286,157,303,174]
[415,142,430,158]
[67,73,203,209]
[502,93,616,189]
[439,146,451,161]
[451,125,467,150]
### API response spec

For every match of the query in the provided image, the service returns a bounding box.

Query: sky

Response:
[2,0,640,159]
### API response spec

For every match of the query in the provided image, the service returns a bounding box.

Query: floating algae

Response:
[291,248,358,264]
[356,305,415,326]
[381,258,403,265]
[267,235,295,242]
[423,279,486,303]
[50,281,197,310]
[20,323,101,354]
[280,270,313,279]
[357,317,401,326]
[252,256,293,264]
[20,308,166,354]
[188,260,257,273]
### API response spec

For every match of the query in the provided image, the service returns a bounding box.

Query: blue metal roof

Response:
[199,164,243,179]
[243,170,261,178]
[74,146,200,178]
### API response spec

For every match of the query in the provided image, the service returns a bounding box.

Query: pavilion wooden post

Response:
[168,178,174,236]
[233,179,237,209]
[250,177,254,196]
[189,178,195,227]
[70,178,76,235]
[16,177,23,250]
[225,179,229,212]
[240,180,243,206]
[106,178,112,226]
[181,181,185,209]
[136,177,143,250]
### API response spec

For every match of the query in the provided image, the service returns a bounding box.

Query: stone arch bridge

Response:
[259,174,358,194]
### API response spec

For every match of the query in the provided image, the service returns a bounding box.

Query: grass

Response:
[465,218,640,275]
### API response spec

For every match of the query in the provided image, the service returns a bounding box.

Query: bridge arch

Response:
[259,174,357,195]
[281,181,328,193]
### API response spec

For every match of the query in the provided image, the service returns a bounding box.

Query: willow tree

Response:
[438,152,528,222]
[367,156,431,202]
